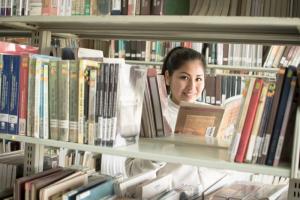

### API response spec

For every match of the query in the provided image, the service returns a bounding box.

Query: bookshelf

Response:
[0,15,300,198]
[0,16,300,44]
[0,133,292,177]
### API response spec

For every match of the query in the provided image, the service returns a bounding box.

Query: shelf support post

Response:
[23,143,44,176]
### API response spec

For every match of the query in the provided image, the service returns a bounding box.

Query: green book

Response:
[49,61,59,140]
[69,61,79,143]
[163,0,189,15]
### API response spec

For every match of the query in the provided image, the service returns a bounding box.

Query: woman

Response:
[125,47,250,191]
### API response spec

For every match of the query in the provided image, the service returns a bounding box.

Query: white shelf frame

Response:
[0,16,300,44]
[0,133,293,177]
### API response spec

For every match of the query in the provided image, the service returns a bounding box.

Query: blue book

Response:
[0,55,12,133]
[8,55,21,134]
[76,179,114,200]
[266,65,297,165]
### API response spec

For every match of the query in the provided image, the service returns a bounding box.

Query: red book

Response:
[235,79,264,163]
[18,55,29,135]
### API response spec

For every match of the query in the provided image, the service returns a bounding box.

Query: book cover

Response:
[58,60,70,141]
[18,55,29,136]
[26,56,36,137]
[266,66,297,165]
[88,69,97,145]
[69,60,79,143]
[163,0,189,15]
[258,67,286,164]
[7,55,20,135]
[39,59,49,139]
[0,55,12,133]
[49,60,59,140]
[235,79,264,163]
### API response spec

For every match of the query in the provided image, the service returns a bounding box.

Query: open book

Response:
[175,95,242,138]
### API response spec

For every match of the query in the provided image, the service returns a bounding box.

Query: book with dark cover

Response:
[100,0,111,15]
[273,76,297,166]
[252,82,275,164]
[140,0,151,15]
[121,0,128,15]
[0,55,12,133]
[151,0,163,15]
[266,66,297,165]
[258,67,286,164]
[163,0,189,15]
[8,55,20,134]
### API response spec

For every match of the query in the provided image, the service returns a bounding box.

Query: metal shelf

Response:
[0,133,291,177]
[0,16,299,44]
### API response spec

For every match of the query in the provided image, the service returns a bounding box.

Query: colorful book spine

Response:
[78,60,87,144]
[88,69,97,145]
[8,55,21,134]
[33,57,42,138]
[69,60,79,143]
[0,55,2,104]
[0,55,12,133]
[18,55,29,136]
[49,60,59,140]
[235,79,264,163]
[266,66,297,165]
[58,60,70,141]
[27,57,36,137]
[39,60,49,139]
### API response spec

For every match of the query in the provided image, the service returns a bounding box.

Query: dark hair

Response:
[161,46,207,93]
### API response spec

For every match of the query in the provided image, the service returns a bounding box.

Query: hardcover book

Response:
[175,95,242,138]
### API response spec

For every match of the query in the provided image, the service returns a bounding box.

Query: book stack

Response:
[140,68,172,137]
[229,64,300,166]
[0,139,21,154]
[0,50,146,147]
[0,151,24,194]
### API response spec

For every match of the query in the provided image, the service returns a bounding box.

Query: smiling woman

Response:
[125,46,251,190]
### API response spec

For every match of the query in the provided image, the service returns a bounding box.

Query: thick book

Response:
[266,66,297,165]
[175,95,242,138]
[0,55,12,133]
[235,79,264,163]
[8,55,21,134]
[258,67,286,164]
[49,60,59,140]
[18,55,29,136]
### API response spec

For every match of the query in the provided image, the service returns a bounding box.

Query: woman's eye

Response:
[180,76,189,80]
[196,78,202,82]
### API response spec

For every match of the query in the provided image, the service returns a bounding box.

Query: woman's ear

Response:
[164,70,170,86]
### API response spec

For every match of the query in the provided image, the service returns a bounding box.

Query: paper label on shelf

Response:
[252,136,262,157]
[8,115,18,124]
[275,136,284,160]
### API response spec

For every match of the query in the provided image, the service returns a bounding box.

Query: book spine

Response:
[235,79,263,163]
[111,63,119,145]
[18,55,29,136]
[8,55,21,135]
[33,58,42,138]
[252,83,275,163]
[258,67,286,164]
[0,55,2,112]
[103,63,110,145]
[273,77,297,166]
[266,67,296,165]
[88,69,97,145]
[84,0,89,15]
[78,60,86,144]
[107,63,115,146]
[26,58,36,137]
[58,61,70,141]
[96,63,104,145]
[69,60,79,143]
[0,55,12,133]
[49,61,59,140]
[95,67,101,145]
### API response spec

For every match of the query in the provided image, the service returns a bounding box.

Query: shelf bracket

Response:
[23,143,44,177]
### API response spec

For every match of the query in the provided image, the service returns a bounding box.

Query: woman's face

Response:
[165,59,205,105]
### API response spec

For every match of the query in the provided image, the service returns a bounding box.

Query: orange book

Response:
[235,79,264,163]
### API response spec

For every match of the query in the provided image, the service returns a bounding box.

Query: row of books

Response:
[0,150,24,192]
[0,140,21,154]
[0,53,146,147]
[230,65,300,166]
[1,0,299,17]
[190,0,299,17]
